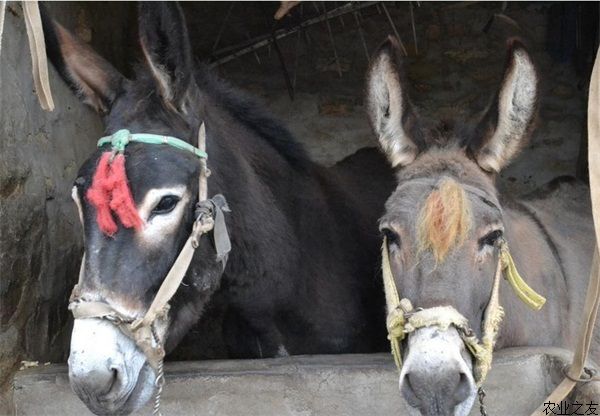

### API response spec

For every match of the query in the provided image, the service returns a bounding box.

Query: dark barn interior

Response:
[1,1,599,414]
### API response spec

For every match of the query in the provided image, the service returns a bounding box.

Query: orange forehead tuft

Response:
[417,178,472,263]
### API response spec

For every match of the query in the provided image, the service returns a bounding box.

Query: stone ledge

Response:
[13,347,595,416]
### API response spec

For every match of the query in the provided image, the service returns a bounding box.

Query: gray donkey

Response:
[366,36,599,416]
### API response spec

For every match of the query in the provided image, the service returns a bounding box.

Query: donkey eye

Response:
[382,228,401,248]
[479,229,503,247]
[153,195,180,215]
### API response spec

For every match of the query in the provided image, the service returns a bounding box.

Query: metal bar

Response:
[211,3,235,53]
[381,2,408,56]
[354,11,370,61]
[312,1,321,15]
[211,1,379,67]
[409,2,418,55]
[293,30,301,90]
[245,31,262,64]
[292,4,304,90]
[271,34,294,100]
[323,2,342,77]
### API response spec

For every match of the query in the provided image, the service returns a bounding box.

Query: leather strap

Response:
[23,1,54,111]
[530,46,600,415]
[198,123,209,201]
[131,235,197,331]
[0,1,6,58]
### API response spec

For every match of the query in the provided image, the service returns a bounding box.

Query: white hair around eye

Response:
[72,186,84,227]
[136,185,190,247]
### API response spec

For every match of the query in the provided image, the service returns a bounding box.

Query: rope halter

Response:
[381,177,546,387]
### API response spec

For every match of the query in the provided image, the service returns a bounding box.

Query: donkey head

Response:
[43,3,225,414]
[366,37,538,416]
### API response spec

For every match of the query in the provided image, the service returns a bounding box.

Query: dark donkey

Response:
[366,36,599,416]
[42,3,393,415]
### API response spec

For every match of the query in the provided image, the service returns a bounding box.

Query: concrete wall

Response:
[12,349,600,415]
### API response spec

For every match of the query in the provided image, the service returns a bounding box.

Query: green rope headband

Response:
[97,129,208,158]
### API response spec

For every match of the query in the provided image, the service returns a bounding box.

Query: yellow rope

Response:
[500,243,546,310]
[382,237,404,369]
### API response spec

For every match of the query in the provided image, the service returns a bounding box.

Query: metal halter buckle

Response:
[563,365,599,383]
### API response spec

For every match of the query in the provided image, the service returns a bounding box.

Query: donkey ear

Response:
[365,36,423,168]
[40,5,125,114]
[138,2,194,112]
[470,39,539,173]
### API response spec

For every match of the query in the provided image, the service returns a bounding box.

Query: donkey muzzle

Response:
[69,318,155,415]
[399,327,477,416]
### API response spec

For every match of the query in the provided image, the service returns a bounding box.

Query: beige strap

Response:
[198,123,208,202]
[131,236,196,330]
[70,300,124,321]
[530,46,600,415]
[0,1,6,58]
[274,1,301,20]
[131,122,210,331]
[22,1,54,111]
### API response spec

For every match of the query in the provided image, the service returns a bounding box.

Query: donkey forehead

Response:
[77,143,200,203]
[382,177,502,228]
[107,74,192,129]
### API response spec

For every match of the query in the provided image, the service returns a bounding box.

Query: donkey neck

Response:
[495,185,594,351]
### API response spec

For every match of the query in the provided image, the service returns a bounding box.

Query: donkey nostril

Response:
[400,368,473,410]
[400,373,423,407]
[452,371,471,404]
[72,367,118,397]
[101,365,120,394]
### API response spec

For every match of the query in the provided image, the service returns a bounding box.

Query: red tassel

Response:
[86,151,143,236]
[109,155,143,230]
[87,152,118,235]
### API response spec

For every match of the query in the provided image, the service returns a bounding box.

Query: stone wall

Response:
[210,2,592,194]
[0,3,132,412]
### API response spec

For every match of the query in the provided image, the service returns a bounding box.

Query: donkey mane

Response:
[193,65,310,169]
[107,63,310,170]
[417,118,482,150]
[116,64,310,170]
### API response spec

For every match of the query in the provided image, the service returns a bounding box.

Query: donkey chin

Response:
[399,327,478,416]
[68,319,156,415]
